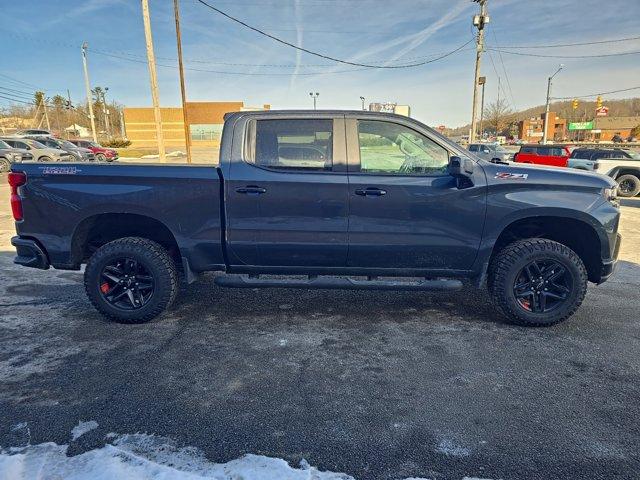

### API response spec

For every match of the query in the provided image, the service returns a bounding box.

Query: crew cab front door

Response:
[345,116,486,271]
[225,115,349,268]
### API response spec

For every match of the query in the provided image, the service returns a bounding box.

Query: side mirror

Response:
[448,156,475,188]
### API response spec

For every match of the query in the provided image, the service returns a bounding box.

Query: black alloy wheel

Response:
[619,178,635,195]
[513,259,572,313]
[99,258,155,310]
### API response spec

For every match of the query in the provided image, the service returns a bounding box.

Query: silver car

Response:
[0,139,34,172]
[28,137,95,162]
[468,143,513,163]
[1,137,73,162]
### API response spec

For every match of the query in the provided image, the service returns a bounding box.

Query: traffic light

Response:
[596,96,602,109]
[572,99,579,110]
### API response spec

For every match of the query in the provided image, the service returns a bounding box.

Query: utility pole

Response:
[141,0,166,162]
[100,88,112,138]
[542,64,564,145]
[81,43,98,143]
[360,96,365,110]
[478,76,486,139]
[470,0,489,143]
[309,92,319,110]
[173,0,192,163]
[42,97,51,131]
[119,109,127,139]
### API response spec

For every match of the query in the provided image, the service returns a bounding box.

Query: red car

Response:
[68,139,118,162]
[513,145,572,167]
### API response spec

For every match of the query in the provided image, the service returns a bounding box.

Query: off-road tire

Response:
[84,237,178,323]
[489,238,588,327]
[616,174,640,198]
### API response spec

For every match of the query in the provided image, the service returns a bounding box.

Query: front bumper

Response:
[598,233,622,284]
[11,236,50,270]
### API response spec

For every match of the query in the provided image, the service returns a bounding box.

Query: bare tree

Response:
[484,98,513,135]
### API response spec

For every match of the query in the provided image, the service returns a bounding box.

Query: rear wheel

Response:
[96,153,106,162]
[489,238,588,326]
[616,174,640,197]
[0,157,10,173]
[84,237,178,323]
[39,156,52,163]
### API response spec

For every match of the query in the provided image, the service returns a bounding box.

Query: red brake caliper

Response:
[100,282,110,294]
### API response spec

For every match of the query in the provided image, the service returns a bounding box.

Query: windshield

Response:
[0,140,10,149]
[60,140,77,149]
[628,151,640,160]
[29,140,47,149]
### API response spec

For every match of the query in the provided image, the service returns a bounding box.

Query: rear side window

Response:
[468,145,479,152]
[521,146,536,154]
[248,119,333,171]
[571,150,591,159]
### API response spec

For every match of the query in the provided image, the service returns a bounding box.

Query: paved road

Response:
[1,175,639,479]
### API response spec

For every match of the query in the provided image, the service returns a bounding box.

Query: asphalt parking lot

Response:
[0,174,639,479]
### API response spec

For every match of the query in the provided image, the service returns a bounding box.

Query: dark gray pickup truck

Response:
[8,111,621,326]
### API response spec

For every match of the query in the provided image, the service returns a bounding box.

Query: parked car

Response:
[611,134,624,143]
[27,137,95,162]
[15,129,53,137]
[513,144,573,167]
[1,137,73,162]
[584,149,640,197]
[568,148,638,170]
[9,111,621,327]
[467,143,512,163]
[67,139,118,162]
[0,139,34,172]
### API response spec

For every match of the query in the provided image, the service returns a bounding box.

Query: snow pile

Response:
[0,432,353,480]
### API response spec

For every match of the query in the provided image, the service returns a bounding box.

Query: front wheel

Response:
[489,239,588,326]
[84,237,178,323]
[617,174,640,197]
[96,153,106,162]
[0,157,10,173]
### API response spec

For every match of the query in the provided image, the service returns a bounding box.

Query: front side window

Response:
[251,119,333,171]
[357,120,448,175]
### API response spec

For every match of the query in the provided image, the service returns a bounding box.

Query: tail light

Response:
[8,171,27,221]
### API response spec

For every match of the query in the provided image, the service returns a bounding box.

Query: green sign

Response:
[568,121,594,131]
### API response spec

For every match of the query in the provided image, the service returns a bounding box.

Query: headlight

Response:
[603,187,617,203]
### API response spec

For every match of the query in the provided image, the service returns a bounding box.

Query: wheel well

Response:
[71,213,180,265]
[492,217,602,282]
[615,169,640,179]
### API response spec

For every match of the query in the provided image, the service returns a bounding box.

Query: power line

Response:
[489,35,640,49]
[0,93,34,105]
[487,48,640,59]
[552,86,640,100]
[193,0,472,68]
[0,72,41,90]
[491,30,516,110]
[0,85,35,98]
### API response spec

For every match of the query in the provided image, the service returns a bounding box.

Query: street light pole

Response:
[542,64,564,144]
[470,0,489,143]
[309,92,319,110]
[478,76,486,139]
[81,42,98,143]
[360,96,365,110]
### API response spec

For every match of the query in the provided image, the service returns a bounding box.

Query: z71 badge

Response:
[495,172,528,180]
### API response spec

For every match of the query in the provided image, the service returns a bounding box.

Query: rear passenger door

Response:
[225,115,349,268]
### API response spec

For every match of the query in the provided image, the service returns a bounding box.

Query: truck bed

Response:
[14,162,225,273]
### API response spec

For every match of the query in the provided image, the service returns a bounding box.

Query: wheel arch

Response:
[488,215,603,283]
[71,213,181,267]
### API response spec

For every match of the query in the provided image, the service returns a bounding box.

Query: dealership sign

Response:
[568,121,594,131]
[596,106,609,116]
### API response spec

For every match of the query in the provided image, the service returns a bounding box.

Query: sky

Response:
[0,0,639,128]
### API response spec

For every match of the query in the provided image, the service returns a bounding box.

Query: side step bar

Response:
[214,274,463,291]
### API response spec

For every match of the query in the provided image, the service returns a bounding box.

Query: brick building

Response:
[123,101,270,147]
[518,112,567,143]
[591,116,640,142]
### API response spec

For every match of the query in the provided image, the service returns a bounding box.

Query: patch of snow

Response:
[0,433,354,480]
[71,421,99,441]
[436,439,471,457]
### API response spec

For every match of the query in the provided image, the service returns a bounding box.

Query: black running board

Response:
[214,274,463,291]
